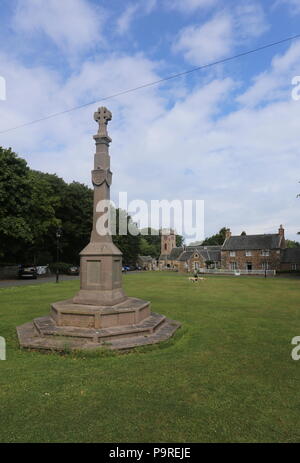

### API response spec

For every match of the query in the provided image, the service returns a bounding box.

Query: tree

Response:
[202,227,227,246]
[54,180,93,264]
[285,239,300,248]
[0,148,59,263]
[139,237,157,256]
[112,208,141,265]
[176,235,184,247]
[139,228,161,258]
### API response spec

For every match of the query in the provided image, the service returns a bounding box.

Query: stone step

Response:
[95,312,166,342]
[17,318,181,352]
[34,317,97,339]
[33,312,166,342]
[107,319,181,350]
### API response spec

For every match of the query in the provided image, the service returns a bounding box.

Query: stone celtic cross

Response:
[94,106,112,137]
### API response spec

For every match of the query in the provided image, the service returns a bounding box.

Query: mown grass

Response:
[0,272,299,443]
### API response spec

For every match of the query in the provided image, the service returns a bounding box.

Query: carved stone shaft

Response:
[73,107,125,306]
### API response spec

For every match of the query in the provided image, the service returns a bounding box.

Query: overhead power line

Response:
[1,33,300,135]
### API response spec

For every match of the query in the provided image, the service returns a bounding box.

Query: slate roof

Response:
[281,248,300,263]
[159,244,222,263]
[178,251,194,262]
[208,250,221,262]
[186,245,221,262]
[169,247,184,260]
[187,245,222,251]
[222,234,282,251]
[138,255,154,262]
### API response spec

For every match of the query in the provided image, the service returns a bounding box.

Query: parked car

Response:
[18,265,38,279]
[128,265,136,271]
[67,266,79,275]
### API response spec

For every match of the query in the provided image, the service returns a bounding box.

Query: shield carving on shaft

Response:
[106,170,112,186]
[92,169,112,186]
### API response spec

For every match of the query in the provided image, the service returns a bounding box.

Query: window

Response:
[262,262,269,270]
[230,262,237,270]
[261,250,270,256]
[292,263,297,271]
[245,251,252,256]
[230,251,236,257]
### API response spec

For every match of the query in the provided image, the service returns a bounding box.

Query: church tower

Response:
[161,229,176,256]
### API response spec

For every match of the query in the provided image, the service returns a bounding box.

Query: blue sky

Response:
[0,0,300,241]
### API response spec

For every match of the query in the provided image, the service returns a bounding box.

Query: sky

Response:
[0,0,300,242]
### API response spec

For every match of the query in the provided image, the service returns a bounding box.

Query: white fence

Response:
[198,268,276,276]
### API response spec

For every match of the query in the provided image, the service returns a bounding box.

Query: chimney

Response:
[225,228,231,240]
[278,224,284,237]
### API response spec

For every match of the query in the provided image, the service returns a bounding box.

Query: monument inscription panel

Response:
[87,260,101,286]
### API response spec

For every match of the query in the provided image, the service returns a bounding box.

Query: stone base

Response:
[51,297,151,329]
[16,312,181,352]
[16,296,181,352]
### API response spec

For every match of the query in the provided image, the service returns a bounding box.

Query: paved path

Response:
[0,275,80,288]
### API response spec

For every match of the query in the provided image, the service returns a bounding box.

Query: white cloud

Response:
[234,2,269,39]
[13,0,105,52]
[0,34,299,241]
[166,0,218,13]
[116,4,139,35]
[116,1,157,35]
[237,40,300,107]
[173,2,268,65]
[174,14,233,65]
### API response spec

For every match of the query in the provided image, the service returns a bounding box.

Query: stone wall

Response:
[221,249,282,271]
[280,262,299,271]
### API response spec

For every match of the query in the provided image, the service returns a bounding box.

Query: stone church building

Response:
[158,226,300,273]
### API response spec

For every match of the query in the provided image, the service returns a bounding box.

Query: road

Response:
[0,275,80,288]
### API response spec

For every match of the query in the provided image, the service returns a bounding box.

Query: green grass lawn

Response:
[0,272,299,443]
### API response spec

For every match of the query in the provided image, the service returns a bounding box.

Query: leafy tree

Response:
[0,148,59,262]
[176,235,184,247]
[140,228,161,258]
[139,237,157,256]
[285,239,300,248]
[112,209,141,265]
[202,227,228,246]
[54,180,93,264]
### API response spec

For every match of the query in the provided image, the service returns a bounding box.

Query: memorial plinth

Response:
[17,107,180,352]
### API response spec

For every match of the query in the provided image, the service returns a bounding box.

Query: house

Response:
[158,232,222,272]
[280,248,300,271]
[176,246,221,273]
[221,225,285,272]
[158,225,296,273]
[137,255,157,271]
